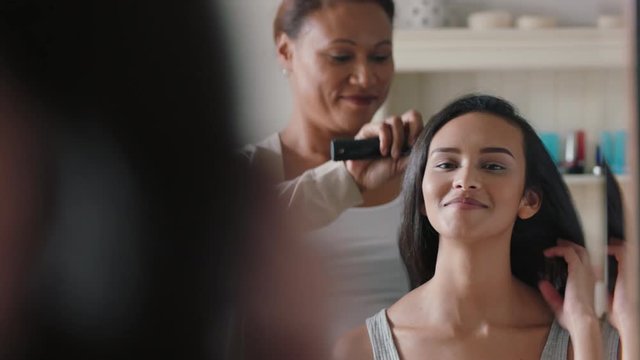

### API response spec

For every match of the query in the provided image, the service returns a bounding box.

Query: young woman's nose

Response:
[452,167,481,190]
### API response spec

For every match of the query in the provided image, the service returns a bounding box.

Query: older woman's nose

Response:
[350,62,376,87]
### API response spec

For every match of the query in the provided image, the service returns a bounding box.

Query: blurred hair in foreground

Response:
[0,0,327,359]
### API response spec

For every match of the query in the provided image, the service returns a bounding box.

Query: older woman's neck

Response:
[281,110,339,161]
[279,120,333,180]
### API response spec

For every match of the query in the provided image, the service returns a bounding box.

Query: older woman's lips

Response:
[444,197,488,209]
[341,95,377,106]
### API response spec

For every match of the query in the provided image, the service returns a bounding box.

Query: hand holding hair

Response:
[538,239,602,360]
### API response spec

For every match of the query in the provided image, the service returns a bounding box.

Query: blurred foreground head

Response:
[0,0,242,359]
[0,1,330,359]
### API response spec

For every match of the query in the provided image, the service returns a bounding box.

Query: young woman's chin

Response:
[434,217,508,243]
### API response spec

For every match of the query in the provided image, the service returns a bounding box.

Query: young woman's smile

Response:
[443,195,489,209]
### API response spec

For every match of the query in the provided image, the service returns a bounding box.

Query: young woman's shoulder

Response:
[332,325,374,360]
[386,285,425,324]
[332,289,423,360]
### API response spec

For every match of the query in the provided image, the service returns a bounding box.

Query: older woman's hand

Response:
[346,109,422,191]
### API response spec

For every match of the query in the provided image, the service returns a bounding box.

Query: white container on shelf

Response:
[516,15,557,30]
[597,15,623,29]
[467,10,513,29]
[394,0,446,29]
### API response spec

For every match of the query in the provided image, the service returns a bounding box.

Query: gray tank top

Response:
[365,309,620,360]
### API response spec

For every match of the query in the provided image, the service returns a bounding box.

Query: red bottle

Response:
[564,130,585,174]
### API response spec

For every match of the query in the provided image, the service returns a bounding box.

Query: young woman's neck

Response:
[425,234,527,326]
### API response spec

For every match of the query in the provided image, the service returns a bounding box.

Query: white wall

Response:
[218,0,624,144]
[217,0,291,144]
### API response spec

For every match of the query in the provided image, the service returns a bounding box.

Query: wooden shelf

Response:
[393,27,626,72]
[563,173,629,186]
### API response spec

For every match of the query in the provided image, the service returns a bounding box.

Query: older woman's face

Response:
[421,112,536,243]
[283,2,394,136]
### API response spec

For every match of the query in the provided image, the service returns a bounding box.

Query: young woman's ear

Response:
[275,32,294,75]
[518,188,542,220]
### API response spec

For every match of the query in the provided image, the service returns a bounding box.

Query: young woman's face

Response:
[421,112,533,242]
[282,2,394,136]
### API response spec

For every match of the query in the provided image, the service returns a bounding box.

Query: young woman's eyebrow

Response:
[429,147,514,158]
[479,147,514,158]
[429,147,459,156]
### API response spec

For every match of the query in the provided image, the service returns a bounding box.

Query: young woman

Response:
[242,0,423,340]
[335,95,622,359]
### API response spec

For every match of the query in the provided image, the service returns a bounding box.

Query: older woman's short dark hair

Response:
[273,0,395,40]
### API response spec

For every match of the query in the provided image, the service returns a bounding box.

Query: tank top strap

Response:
[540,320,569,360]
[603,320,620,359]
[366,309,401,360]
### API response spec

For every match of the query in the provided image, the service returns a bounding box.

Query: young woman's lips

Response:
[444,197,489,209]
[341,95,378,107]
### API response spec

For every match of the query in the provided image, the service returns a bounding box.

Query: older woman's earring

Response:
[282,68,289,77]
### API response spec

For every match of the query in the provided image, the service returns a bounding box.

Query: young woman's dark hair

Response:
[399,94,585,293]
[273,0,395,40]
[604,161,625,293]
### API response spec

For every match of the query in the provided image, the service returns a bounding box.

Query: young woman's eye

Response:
[483,163,506,171]
[435,162,457,170]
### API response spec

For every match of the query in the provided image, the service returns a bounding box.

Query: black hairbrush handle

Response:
[331,138,411,161]
[331,138,381,161]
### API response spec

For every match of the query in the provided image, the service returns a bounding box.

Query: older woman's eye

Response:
[329,54,352,63]
[370,54,391,63]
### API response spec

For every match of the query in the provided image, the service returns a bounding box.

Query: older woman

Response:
[242,0,423,341]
